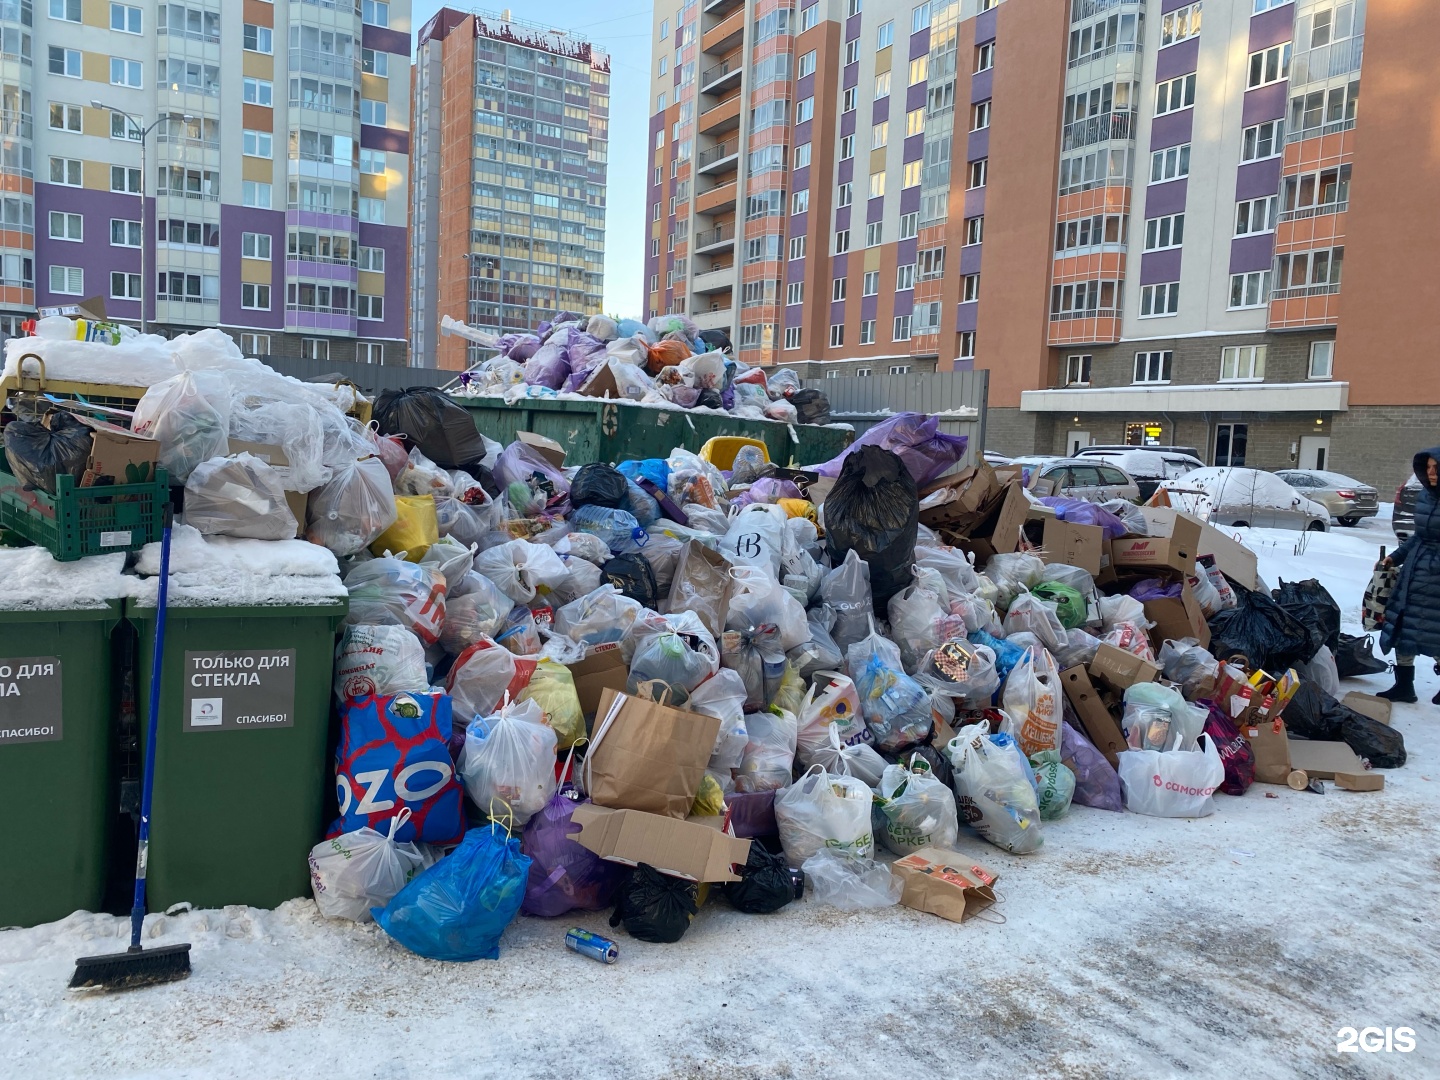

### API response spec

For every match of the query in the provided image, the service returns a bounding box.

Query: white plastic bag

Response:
[553,583,642,648]
[1121,681,1207,752]
[691,668,750,770]
[445,640,519,724]
[473,538,568,604]
[847,619,931,752]
[334,624,428,700]
[734,707,798,793]
[913,640,1000,710]
[820,549,873,652]
[774,764,875,868]
[394,446,454,498]
[725,565,809,651]
[418,535,476,596]
[131,370,231,483]
[806,723,888,787]
[945,725,1044,854]
[1002,592,1066,654]
[983,552,1045,610]
[229,396,326,493]
[1297,644,1340,698]
[721,505,787,577]
[1001,647,1063,758]
[306,456,398,557]
[183,453,297,540]
[458,698,557,826]
[308,809,425,922]
[341,557,446,645]
[802,850,903,910]
[795,670,870,766]
[439,573,515,654]
[887,569,959,673]
[627,612,720,694]
[1117,735,1224,818]
[874,758,960,856]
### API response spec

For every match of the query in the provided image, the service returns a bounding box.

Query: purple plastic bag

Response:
[746,477,802,504]
[524,338,572,390]
[725,789,778,838]
[1060,720,1123,812]
[1129,577,1182,601]
[500,333,541,362]
[808,412,969,486]
[494,440,570,497]
[562,334,609,392]
[520,790,624,917]
[1038,497,1128,541]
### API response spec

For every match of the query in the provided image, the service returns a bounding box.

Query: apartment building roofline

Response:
[419,6,610,69]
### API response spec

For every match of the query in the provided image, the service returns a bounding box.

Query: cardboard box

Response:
[917,465,996,528]
[1040,517,1107,577]
[1341,691,1391,725]
[892,847,1000,924]
[71,414,159,486]
[567,646,629,719]
[1335,771,1385,792]
[1111,513,1203,574]
[1286,738,1367,781]
[282,489,308,539]
[1142,506,1259,590]
[1142,580,1212,651]
[1089,643,1161,692]
[570,803,751,883]
[515,430,566,469]
[1061,665,1128,767]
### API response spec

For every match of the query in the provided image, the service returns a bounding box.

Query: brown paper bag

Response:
[581,688,721,819]
[665,540,732,639]
[892,847,1000,923]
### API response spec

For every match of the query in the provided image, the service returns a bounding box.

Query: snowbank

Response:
[0,549,136,610]
[130,525,347,608]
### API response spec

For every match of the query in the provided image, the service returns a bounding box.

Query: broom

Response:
[71,507,191,990]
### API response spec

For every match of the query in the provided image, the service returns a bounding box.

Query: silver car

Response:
[1018,457,1141,503]
[1273,469,1379,527]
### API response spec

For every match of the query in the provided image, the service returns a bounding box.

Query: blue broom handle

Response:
[130,513,172,950]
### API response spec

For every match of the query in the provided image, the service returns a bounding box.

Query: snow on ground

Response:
[3,518,1438,1079]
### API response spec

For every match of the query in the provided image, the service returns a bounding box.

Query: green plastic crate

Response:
[0,467,167,561]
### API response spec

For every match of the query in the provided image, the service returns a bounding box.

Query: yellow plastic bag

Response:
[370,495,439,561]
[516,659,586,750]
[778,498,817,522]
[690,771,726,817]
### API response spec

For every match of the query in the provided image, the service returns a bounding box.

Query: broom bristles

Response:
[69,943,191,992]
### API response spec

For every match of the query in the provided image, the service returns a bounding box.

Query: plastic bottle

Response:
[567,504,648,551]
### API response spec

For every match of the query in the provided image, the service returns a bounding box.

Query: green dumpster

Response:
[127,599,347,911]
[453,395,853,469]
[0,602,121,927]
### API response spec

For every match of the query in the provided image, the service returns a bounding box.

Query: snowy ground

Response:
[3,514,1437,1079]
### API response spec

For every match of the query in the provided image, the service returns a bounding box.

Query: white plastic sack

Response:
[1297,644,1340,698]
[806,724,888,787]
[626,611,720,693]
[847,619,932,753]
[459,698,557,826]
[394,446,454,498]
[691,668,750,771]
[445,640,519,723]
[438,573,512,653]
[306,456,398,557]
[721,505,786,577]
[1002,592,1066,654]
[945,725,1044,854]
[1121,681,1207,752]
[802,850,903,911]
[734,707,798,793]
[725,565,809,652]
[821,549,873,652]
[774,764,874,868]
[418,535,475,596]
[131,370,230,483]
[229,396,326,493]
[553,583,642,648]
[888,569,959,673]
[183,453,297,541]
[795,670,870,766]
[874,760,960,856]
[1001,647,1063,758]
[1117,735,1224,818]
[334,624,428,701]
[308,810,425,922]
[473,538,568,604]
[914,544,981,597]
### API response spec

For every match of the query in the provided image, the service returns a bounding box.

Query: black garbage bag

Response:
[2,411,94,494]
[695,388,723,410]
[884,740,954,791]
[1273,578,1342,658]
[698,329,732,353]
[825,445,919,614]
[603,553,659,608]
[789,388,831,426]
[722,843,802,914]
[569,462,628,510]
[1207,584,1312,672]
[373,386,486,468]
[1333,633,1389,679]
[609,864,698,943]
[1283,682,1407,769]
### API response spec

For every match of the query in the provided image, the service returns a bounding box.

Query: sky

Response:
[410,1,655,317]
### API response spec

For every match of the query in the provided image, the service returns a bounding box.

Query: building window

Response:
[1229,270,1271,309]
[358,294,384,320]
[1215,423,1248,467]
[360,99,387,126]
[840,135,855,159]
[903,160,922,188]
[1281,164,1351,220]
[362,0,389,27]
[240,334,271,355]
[1133,350,1173,384]
[1143,213,1185,251]
[863,271,879,296]
[243,23,272,54]
[845,40,859,66]
[1150,144,1190,183]
[1308,340,1335,380]
[49,157,82,187]
[975,42,994,73]
[961,274,980,302]
[1247,43,1290,89]
[243,78,274,107]
[965,216,984,245]
[48,104,82,133]
[798,50,816,79]
[791,189,809,215]
[49,265,83,295]
[1139,282,1180,317]
[242,130,273,159]
[658,56,667,77]
[893,315,912,341]
[868,173,886,200]
[959,331,976,360]
[786,281,803,305]
[1289,80,1360,140]
[301,338,329,361]
[1066,353,1093,386]
[789,236,806,260]
[833,277,847,302]
[241,283,271,310]
[243,182,273,209]
[738,325,762,348]
[917,247,945,281]
[908,56,927,85]
[971,100,991,131]
[1055,213,1127,253]
[837,182,853,207]
[49,0,80,21]
[1220,344,1267,382]
[1241,120,1285,161]
[660,18,669,39]
[110,271,141,299]
[158,271,218,303]
[896,263,915,290]
[1274,246,1345,296]
[111,166,141,193]
[967,159,988,189]
[48,46,81,77]
[794,142,811,169]
[795,96,814,125]
[359,197,386,224]
[801,4,819,31]
[830,323,845,347]
[834,230,850,254]
[842,86,857,112]
[110,219,142,247]
[856,367,873,377]
[110,58,143,88]
[47,211,82,242]
[357,342,384,364]
[1234,196,1278,237]
[360,149,389,176]
[780,326,800,350]
[874,71,891,100]
[877,20,894,49]
[912,2,930,33]
[1155,73,1196,116]
[859,320,876,345]
[1254,0,1288,10]
[242,232,273,261]
[872,121,889,149]
[362,49,390,78]
[1161,2,1202,47]
[890,364,911,375]
[893,212,916,241]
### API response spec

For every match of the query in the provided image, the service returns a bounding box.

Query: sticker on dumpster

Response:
[183,650,296,732]
[0,657,64,745]
[99,530,132,548]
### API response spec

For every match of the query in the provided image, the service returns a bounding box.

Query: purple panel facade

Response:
[960,244,982,275]
[860,293,877,320]
[1241,83,1288,126]
[292,210,359,232]
[1249,5,1296,50]
[1235,157,1283,199]
[1160,0,1196,12]
[899,184,921,214]
[1139,248,1183,285]
[840,109,857,136]
[33,184,145,319]
[362,24,412,55]
[893,291,913,316]
[830,299,845,323]
[1149,110,1194,150]
[835,205,851,230]
[955,301,978,332]
[793,164,811,190]
[866,196,884,224]
[905,83,927,111]
[358,222,407,339]
[1228,233,1276,275]
[845,13,862,39]
[285,260,354,282]
[797,72,815,97]
[838,157,854,184]
[833,252,849,277]
[360,125,410,154]
[844,63,859,90]
[971,68,993,101]
[897,237,917,264]
[967,127,989,161]
[1144,178,1189,217]
[871,98,888,125]
[903,133,924,161]
[975,6,998,42]
[909,29,930,59]
[964,187,985,217]
[1155,37,1200,82]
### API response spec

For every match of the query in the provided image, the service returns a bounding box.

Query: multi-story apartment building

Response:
[0,0,412,363]
[410,8,609,371]
[645,0,1438,489]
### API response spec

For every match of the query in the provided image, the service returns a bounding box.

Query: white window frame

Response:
[1133,350,1173,384]
[357,342,385,364]
[110,166,141,194]
[49,157,82,187]
[893,315,912,341]
[1144,213,1185,252]
[859,319,876,345]
[49,0,80,22]
[49,46,81,78]
[358,294,384,321]
[360,99,388,127]
[49,103,83,132]
[794,142,812,169]
[110,271,142,300]
[863,271,879,296]
[1155,73,1196,116]
[856,367,873,377]
[1139,282,1180,318]
[1220,344,1267,383]
[1241,120,1285,162]
[240,283,272,311]
[959,331,976,360]
[874,71,891,99]
[832,277,847,302]
[872,121,888,148]
[789,236,806,260]
[798,50,816,79]
[1229,270,1271,309]
[1247,43,1291,89]
[1160,2,1202,47]
[243,181,273,210]
[837,182,853,207]
[869,171,885,199]
[362,0,389,27]
[1308,340,1335,380]
[971,100,991,131]
[903,160,922,188]
[834,229,850,254]
[962,273,980,302]
[110,218,142,247]
[784,325,803,349]
[967,158,988,189]
[845,40,860,66]
[912,3,930,35]
[110,57,143,88]
[842,86,857,112]
[899,212,918,240]
[877,20,894,50]
[890,364,911,375]
[48,265,83,295]
[243,23,273,55]
[48,211,82,242]
[840,134,855,159]
[796,96,814,124]
[242,130,273,159]
[786,281,803,306]
[243,78,274,107]
[240,334,272,355]
[1065,353,1093,386]
[791,189,810,215]
[1149,144,1191,184]
[965,216,984,245]
[975,42,994,73]
[896,263,915,290]
[359,197,386,224]
[829,323,844,347]
[1234,196,1278,237]
[241,232,273,261]
[866,221,883,247]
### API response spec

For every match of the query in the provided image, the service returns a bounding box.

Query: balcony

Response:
[1061,109,1137,152]
[701,54,744,95]
[691,266,735,295]
[703,0,744,16]
[694,223,735,253]
[698,92,741,135]
[695,179,737,215]
[690,307,734,332]
[701,8,745,55]
[696,138,740,175]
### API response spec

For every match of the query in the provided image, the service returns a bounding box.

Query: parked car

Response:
[1076,443,1203,460]
[1273,469,1379,526]
[1395,473,1420,539]
[1156,467,1330,532]
[1014,456,1141,503]
[1077,448,1204,500]
[982,450,1013,468]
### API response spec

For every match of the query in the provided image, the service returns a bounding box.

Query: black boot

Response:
[1432,686,1440,706]
[1379,664,1417,704]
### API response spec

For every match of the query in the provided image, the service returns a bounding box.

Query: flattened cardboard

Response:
[567,646,629,718]
[1089,643,1161,692]
[570,803,751,883]
[1061,665,1127,767]
[1143,580,1212,651]
[892,847,1000,923]
[1041,517,1106,577]
[1142,506,1259,590]
[1342,691,1391,725]
[951,482,1028,563]
[1286,738,1366,780]
[918,465,993,528]
[515,430,567,469]
[1111,513,1203,574]
[1335,771,1384,792]
[576,364,621,402]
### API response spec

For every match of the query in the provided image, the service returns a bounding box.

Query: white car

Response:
[1076,448,1203,500]
[1155,467,1330,532]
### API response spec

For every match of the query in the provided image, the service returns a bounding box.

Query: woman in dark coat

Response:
[1379,448,1440,703]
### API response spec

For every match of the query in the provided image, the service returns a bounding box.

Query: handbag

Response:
[1361,548,1398,632]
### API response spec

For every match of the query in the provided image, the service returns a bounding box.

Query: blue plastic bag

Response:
[618,458,670,491]
[373,825,531,961]
[968,630,1025,686]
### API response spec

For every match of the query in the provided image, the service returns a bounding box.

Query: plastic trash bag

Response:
[493,440,569,503]
[721,505,787,577]
[720,623,787,714]
[521,789,624,918]
[666,540,732,639]
[474,538,568,604]
[1001,647,1062,758]
[821,549,875,653]
[824,445,919,612]
[459,699,557,826]
[888,571,961,673]
[342,557,446,646]
[514,659,585,750]
[874,758,960,855]
[334,624,429,701]
[1,411,95,493]
[1199,555,1237,610]
[722,843,800,915]
[983,553,1047,611]
[371,494,441,563]
[726,565,809,651]
[446,640,524,724]
[795,670,870,765]
[1296,644,1340,698]
[914,544,982,598]
[602,552,660,609]
[394,446,453,498]
[1002,593,1066,654]
[1029,750,1075,820]
[1158,638,1221,700]
[556,530,612,566]
[418,535,476,596]
[789,607,845,680]
[1282,682,1407,769]
[627,612,720,695]
[1122,680,1208,752]
[690,668,750,771]
[1030,582,1087,631]
[1052,628,1102,671]
[229,397,327,494]
[1272,577,1342,659]
[1101,620,1157,663]
[307,456,398,557]
[1117,735,1225,818]
[1060,721,1123,812]
[182,453,296,540]
[913,640,1000,710]
[609,864,699,943]
[554,583,642,649]
[810,412,968,487]
[735,707,799,793]
[132,370,230,483]
[1037,497,1128,540]
[945,725,1044,854]
[439,573,513,653]
[802,850,903,911]
[1201,704,1254,796]
[373,386,487,468]
[373,824,530,961]
[848,619,932,752]
[310,809,426,922]
[775,764,875,868]
[1207,584,1313,671]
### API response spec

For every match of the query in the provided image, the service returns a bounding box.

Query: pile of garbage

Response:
[442,312,833,425]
